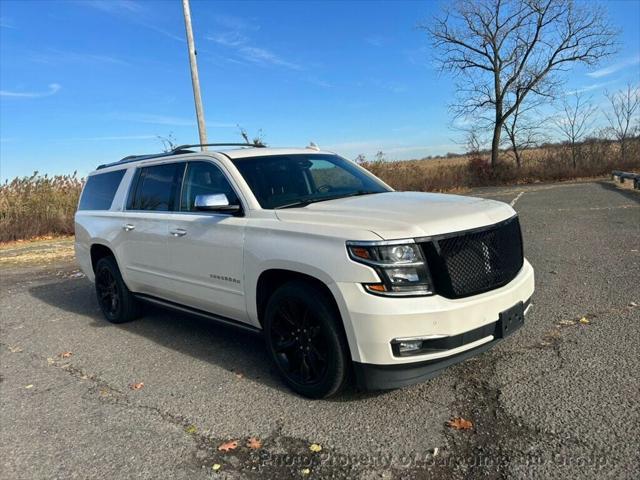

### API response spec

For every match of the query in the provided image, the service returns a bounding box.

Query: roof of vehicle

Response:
[223,147,326,159]
[96,144,329,170]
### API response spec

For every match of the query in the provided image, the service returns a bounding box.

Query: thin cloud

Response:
[587,54,640,78]
[79,0,183,43]
[136,21,184,43]
[84,135,159,141]
[209,31,249,48]
[566,80,617,95]
[213,14,259,32]
[0,83,61,98]
[240,46,301,70]
[115,113,235,128]
[0,16,16,29]
[80,0,142,13]
[306,77,334,88]
[207,32,301,70]
[29,49,128,66]
[364,36,386,47]
[371,79,407,94]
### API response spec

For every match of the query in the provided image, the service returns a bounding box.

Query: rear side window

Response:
[128,163,184,211]
[78,170,126,211]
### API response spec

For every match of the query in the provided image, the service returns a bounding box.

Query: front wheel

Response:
[264,282,350,398]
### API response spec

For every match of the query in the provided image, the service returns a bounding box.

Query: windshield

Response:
[231,154,390,209]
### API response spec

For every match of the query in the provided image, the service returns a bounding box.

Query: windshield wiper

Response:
[274,191,380,209]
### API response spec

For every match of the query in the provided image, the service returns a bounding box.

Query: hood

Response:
[274,191,516,239]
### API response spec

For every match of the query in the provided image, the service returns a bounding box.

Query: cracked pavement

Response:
[1,180,638,479]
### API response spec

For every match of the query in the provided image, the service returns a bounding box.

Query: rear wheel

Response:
[264,282,350,398]
[95,256,140,323]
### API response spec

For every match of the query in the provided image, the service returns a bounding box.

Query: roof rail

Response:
[96,142,265,170]
[171,142,266,151]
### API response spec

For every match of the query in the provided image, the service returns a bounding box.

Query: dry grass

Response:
[0,172,83,243]
[0,236,75,265]
[362,139,640,192]
[0,244,75,265]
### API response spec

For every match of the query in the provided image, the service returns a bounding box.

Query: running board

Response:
[134,294,262,335]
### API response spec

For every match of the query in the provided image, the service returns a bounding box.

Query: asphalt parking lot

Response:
[1,180,638,480]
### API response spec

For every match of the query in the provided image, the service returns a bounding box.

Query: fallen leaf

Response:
[579,317,590,325]
[629,301,638,307]
[447,417,473,430]
[185,425,197,435]
[59,351,73,358]
[129,382,144,390]
[558,319,576,326]
[212,463,221,472]
[246,437,262,449]
[25,384,34,389]
[309,443,322,453]
[217,440,238,452]
[301,468,311,475]
[8,345,22,353]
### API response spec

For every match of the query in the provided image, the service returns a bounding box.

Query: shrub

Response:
[0,172,84,243]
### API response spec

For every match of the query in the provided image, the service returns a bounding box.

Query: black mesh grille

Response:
[420,216,524,299]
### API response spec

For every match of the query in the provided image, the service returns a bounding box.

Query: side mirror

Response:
[194,193,241,213]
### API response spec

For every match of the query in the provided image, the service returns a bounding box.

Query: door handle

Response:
[170,228,187,237]
[122,224,136,232]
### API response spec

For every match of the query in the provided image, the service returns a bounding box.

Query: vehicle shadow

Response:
[28,278,385,401]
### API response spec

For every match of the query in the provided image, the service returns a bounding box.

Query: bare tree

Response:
[157,133,178,152]
[554,92,597,168]
[426,0,617,168]
[237,125,266,147]
[354,154,367,164]
[604,83,640,163]
[503,97,547,168]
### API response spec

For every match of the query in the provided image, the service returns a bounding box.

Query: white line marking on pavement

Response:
[510,191,525,207]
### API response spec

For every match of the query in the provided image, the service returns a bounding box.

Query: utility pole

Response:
[182,0,207,150]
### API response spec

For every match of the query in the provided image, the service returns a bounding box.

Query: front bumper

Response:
[353,299,531,390]
[331,258,535,372]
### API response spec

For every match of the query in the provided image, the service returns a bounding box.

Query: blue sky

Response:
[1,0,639,180]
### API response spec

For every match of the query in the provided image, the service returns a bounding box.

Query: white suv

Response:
[75,143,534,398]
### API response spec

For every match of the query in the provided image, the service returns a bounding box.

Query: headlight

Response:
[346,240,433,297]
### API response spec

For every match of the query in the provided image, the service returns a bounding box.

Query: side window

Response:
[180,161,239,212]
[128,163,184,211]
[78,169,126,210]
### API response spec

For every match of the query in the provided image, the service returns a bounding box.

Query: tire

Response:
[94,256,140,324]
[264,281,350,399]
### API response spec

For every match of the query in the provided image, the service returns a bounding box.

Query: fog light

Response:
[398,340,422,354]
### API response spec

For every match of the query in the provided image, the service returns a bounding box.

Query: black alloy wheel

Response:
[264,282,349,398]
